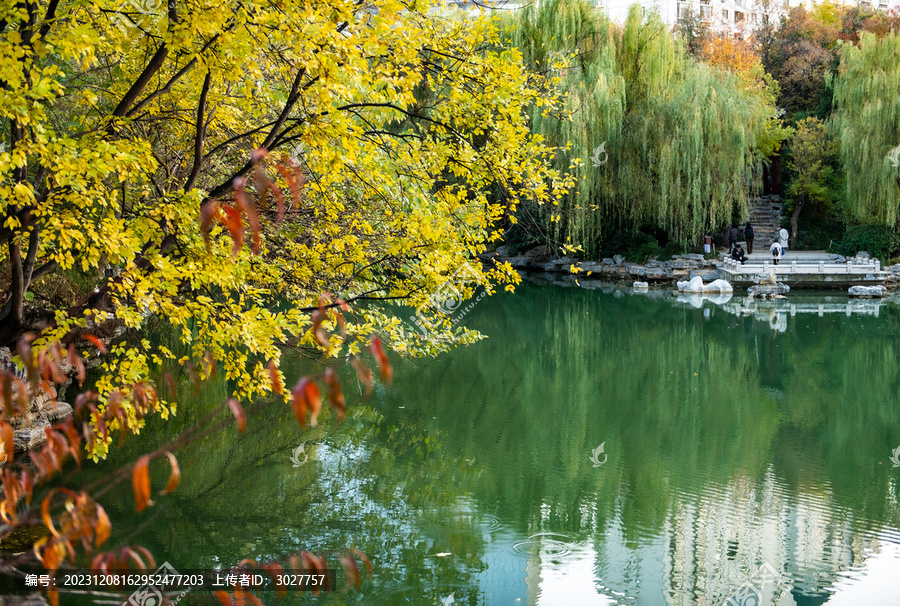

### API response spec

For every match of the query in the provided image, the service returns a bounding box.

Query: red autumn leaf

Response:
[219,205,245,255]
[234,178,261,254]
[200,200,220,249]
[268,360,283,394]
[133,545,157,570]
[324,368,345,421]
[228,398,247,432]
[46,585,59,606]
[352,548,373,575]
[340,553,361,590]
[370,336,393,386]
[290,381,308,428]
[251,147,268,164]
[236,591,264,606]
[275,158,305,210]
[350,357,373,396]
[161,451,181,495]
[132,456,152,513]
[20,470,34,505]
[84,334,107,354]
[262,562,287,597]
[311,310,329,347]
[213,591,234,606]
[298,378,322,427]
[122,546,150,570]
[41,491,61,538]
[186,361,200,394]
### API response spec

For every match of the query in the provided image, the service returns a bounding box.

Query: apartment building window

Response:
[751,12,758,22]
[735,10,744,20]
[701,5,712,18]
[723,8,729,19]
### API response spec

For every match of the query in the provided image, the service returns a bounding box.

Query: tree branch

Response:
[112,43,170,117]
[183,71,213,192]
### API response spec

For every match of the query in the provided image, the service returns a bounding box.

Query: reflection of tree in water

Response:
[62,286,900,604]
[65,354,490,605]
[380,283,900,601]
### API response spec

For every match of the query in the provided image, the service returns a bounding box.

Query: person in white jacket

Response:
[778,227,789,252]
[770,240,783,265]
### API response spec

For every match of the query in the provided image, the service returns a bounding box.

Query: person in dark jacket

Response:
[728,225,740,254]
[744,222,754,254]
[731,243,747,264]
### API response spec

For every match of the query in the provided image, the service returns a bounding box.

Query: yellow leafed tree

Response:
[0,0,572,457]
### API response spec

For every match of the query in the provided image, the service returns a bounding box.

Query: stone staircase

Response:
[744,195,782,248]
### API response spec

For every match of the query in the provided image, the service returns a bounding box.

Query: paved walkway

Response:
[718,250,886,287]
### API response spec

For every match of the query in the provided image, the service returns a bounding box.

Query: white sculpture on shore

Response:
[675,276,734,294]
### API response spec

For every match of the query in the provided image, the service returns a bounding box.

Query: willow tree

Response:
[501,1,785,255]
[0,0,572,455]
[830,31,900,226]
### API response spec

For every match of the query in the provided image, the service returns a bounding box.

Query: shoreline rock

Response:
[479,249,717,283]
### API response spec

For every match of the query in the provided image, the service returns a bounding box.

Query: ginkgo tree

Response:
[0,0,572,455]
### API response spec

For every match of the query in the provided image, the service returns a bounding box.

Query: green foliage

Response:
[830,30,900,227]
[501,0,781,256]
[599,230,663,263]
[784,117,835,243]
[836,224,900,260]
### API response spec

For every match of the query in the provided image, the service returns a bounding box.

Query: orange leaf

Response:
[84,334,107,354]
[268,360,283,394]
[228,398,247,432]
[340,554,361,589]
[94,504,111,547]
[214,591,234,606]
[352,548,373,575]
[46,585,59,606]
[161,451,181,494]
[370,336,393,386]
[324,368,345,421]
[132,456,152,513]
[0,420,13,464]
[290,380,308,427]
[41,492,60,538]
[219,205,245,255]
[234,178,261,254]
[350,358,373,397]
[200,200,221,249]
[294,378,322,427]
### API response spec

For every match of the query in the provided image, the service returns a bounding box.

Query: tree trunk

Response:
[790,197,805,249]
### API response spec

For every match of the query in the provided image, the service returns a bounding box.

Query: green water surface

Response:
[58,278,900,605]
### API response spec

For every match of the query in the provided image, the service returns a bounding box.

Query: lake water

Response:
[69,276,900,605]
